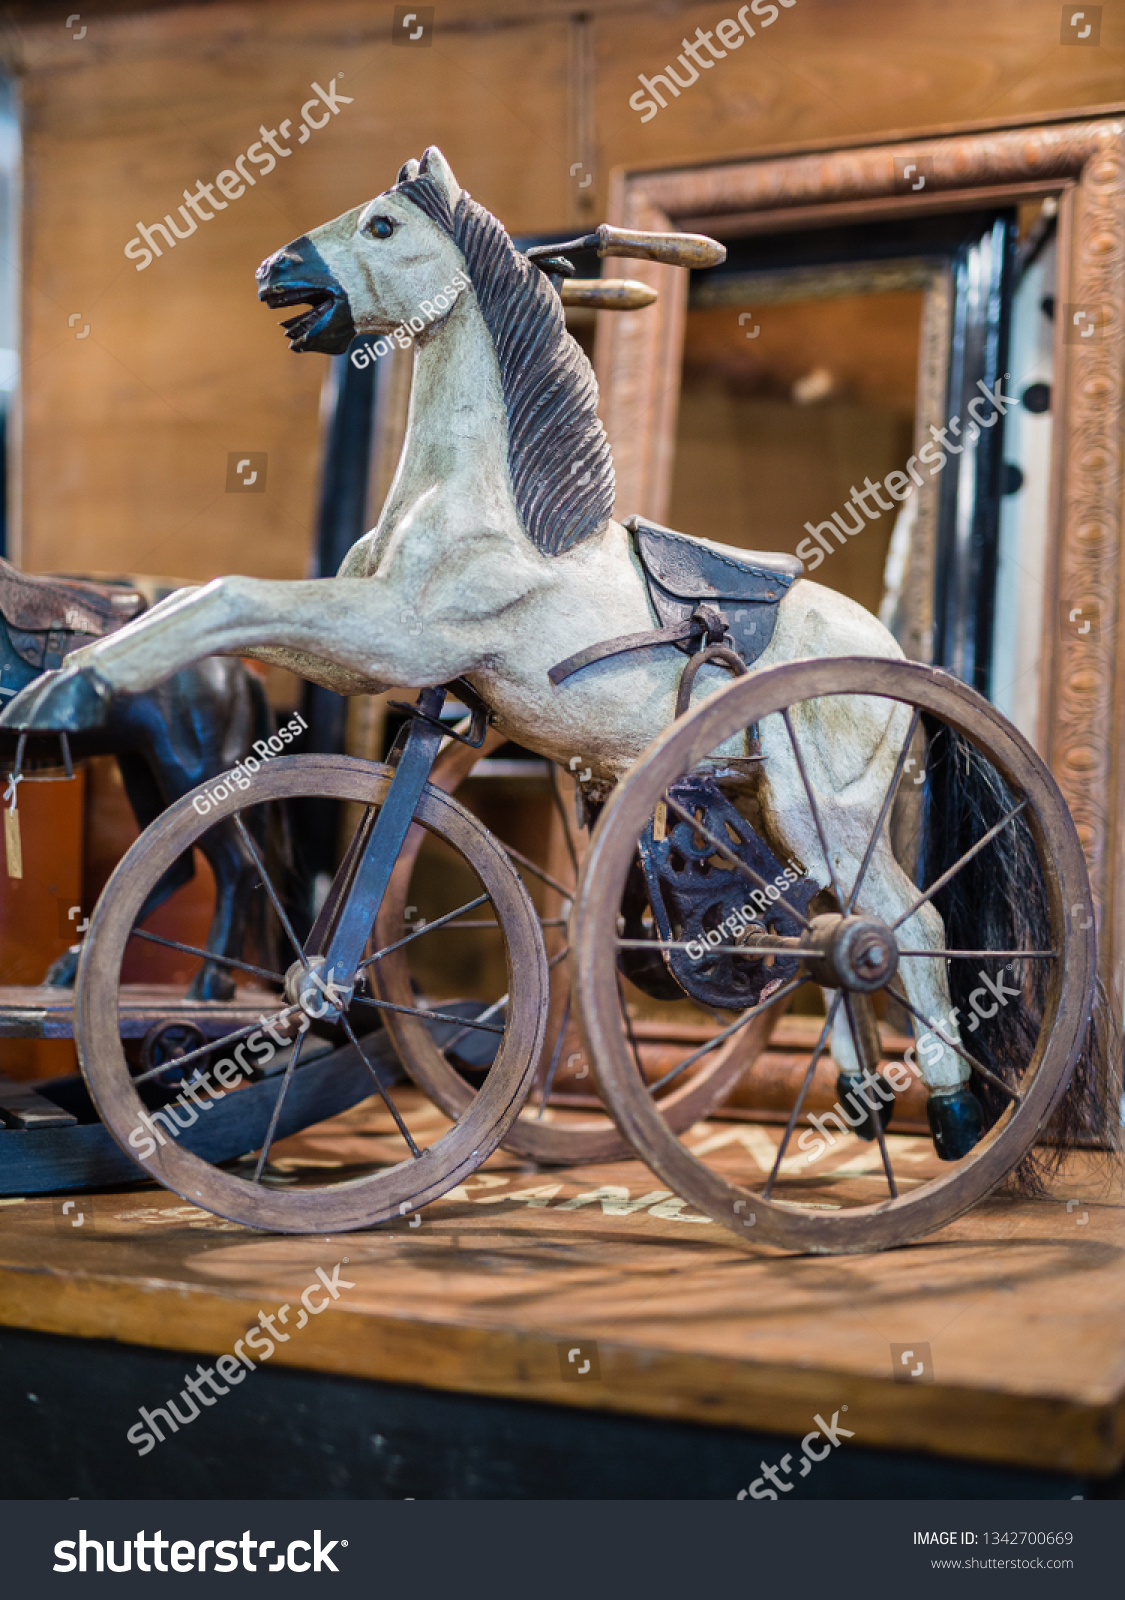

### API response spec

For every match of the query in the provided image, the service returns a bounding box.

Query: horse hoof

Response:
[0,664,113,731]
[926,1085,984,1160]
[835,1070,894,1141]
[186,966,237,1003]
[44,946,80,988]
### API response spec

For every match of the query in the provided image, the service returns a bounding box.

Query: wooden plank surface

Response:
[0,1073,75,1129]
[0,982,278,1038]
[0,1086,1122,1476]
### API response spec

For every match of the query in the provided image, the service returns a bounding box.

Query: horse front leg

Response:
[0,575,452,733]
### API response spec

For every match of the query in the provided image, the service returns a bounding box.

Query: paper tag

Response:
[4,806,22,879]
[653,800,667,843]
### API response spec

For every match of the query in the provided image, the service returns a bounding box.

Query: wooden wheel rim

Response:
[573,658,1096,1254]
[75,755,548,1233]
[374,737,778,1164]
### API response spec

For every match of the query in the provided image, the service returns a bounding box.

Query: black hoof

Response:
[186,965,237,1003]
[836,1070,894,1141]
[0,664,113,732]
[927,1085,984,1160]
[43,945,80,988]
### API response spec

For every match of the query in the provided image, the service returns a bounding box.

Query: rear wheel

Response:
[573,659,1097,1253]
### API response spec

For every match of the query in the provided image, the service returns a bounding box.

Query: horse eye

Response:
[365,216,395,240]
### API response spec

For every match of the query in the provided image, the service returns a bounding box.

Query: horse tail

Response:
[918,718,1119,1194]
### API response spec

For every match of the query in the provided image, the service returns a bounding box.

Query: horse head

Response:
[256,146,468,354]
[258,147,618,557]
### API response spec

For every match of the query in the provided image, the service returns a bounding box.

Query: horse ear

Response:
[397,158,420,184]
[417,146,461,205]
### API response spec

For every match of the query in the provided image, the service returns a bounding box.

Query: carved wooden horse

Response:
[1,148,1108,1158]
[0,558,274,999]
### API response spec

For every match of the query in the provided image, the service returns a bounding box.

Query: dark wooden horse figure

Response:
[0,558,273,1000]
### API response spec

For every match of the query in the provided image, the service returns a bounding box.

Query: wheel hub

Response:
[283,955,354,1023]
[803,913,899,992]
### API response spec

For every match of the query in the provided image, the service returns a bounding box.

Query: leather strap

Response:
[673,644,746,719]
[549,605,728,688]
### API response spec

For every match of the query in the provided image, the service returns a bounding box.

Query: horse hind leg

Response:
[845,836,984,1160]
[754,694,983,1160]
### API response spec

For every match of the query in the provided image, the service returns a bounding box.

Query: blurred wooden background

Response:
[2,0,1120,583]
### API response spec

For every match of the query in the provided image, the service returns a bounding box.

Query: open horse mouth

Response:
[256,237,355,354]
[261,284,339,346]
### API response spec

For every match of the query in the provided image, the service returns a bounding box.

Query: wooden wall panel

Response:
[8,0,573,578]
[4,0,1122,579]
[592,0,1125,174]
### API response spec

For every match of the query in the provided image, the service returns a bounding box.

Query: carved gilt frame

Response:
[595,116,1125,996]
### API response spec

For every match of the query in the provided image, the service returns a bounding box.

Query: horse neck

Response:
[375,298,517,540]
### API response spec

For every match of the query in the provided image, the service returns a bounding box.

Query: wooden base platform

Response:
[1,1088,1123,1494]
[0,982,277,1039]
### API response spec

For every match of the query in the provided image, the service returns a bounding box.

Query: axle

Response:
[734,912,898,993]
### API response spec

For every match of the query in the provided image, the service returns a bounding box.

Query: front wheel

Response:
[75,755,549,1233]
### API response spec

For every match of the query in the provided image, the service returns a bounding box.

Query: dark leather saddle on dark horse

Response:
[0,557,147,674]
[549,515,803,698]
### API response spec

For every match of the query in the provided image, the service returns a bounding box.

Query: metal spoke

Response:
[357,893,490,974]
[337,1010,421,1158]
[841,992,897,1199]
[131,1007,301,1085]
[349,993,505,1034]
[130,927,284,986]
[233,813,311,970]
[891,799,1028,932]
[616,969,648,1089]
[252,1026,306,1182]
[428,918,505,929]
[781,708,842,907]
[663,794,813,931]
[441,994,510,1057]
[615,936,822,958]
[648,973,808,1094]
[763,991,842,1199]
[422,917,566,930]
[549,763,581,882]
[536,994,572,1117]
[502,843,574,901]
[898,948,1057,959]
[440,950,567,1061]
[885,982,1023,1104]
[845,705,922,914]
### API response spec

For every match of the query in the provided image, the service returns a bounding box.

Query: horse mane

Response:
[396,171,616,558]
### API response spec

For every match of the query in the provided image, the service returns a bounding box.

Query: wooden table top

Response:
[1,1088,1122,1477]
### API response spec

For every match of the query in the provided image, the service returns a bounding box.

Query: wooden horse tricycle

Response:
[2,148,1112,1249]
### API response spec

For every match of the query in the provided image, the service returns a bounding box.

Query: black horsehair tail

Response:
[919,718,1121,1197]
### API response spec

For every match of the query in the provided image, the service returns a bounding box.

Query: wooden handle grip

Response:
[560,278,659,311]
[595,225,726,269]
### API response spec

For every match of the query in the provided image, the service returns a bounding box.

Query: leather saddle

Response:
[549,515,803,686]
[0,557,148,672]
